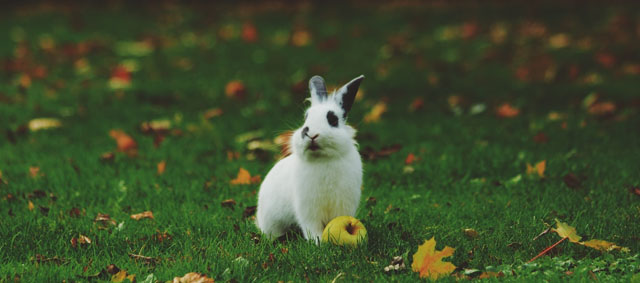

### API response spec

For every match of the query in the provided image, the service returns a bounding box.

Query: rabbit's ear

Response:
[309,75,328,105]
[333,75,364,117]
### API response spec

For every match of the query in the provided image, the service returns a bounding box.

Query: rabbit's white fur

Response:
[256,75,364,244]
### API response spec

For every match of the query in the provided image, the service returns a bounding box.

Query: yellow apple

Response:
[321,216,367,246]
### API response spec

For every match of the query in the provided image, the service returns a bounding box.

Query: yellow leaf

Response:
[171,272,215,283]
[364,101,387,123]
[526,160,546,178]
[581,239,629,252]
[230,168,261,185]
[157,161,166,175]
[411,237,456,280]
[552,219,582,243]
[28,200,34,211]
[130,211,154,220]
[111,270,135,283]
[28,118,62,131]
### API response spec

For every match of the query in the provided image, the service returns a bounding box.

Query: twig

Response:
[527,237,567,263]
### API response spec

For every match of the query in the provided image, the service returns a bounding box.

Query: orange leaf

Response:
[157,161,166,175]
[405,153,417,165]
[29,166,41,178]
[171,272,214,283]
[230,168,261,185]
[291,29,311,47]
[552,219,582,243]
[109,129,137,155]
[225,80,246,99]
[496,103,520,118]
[28,200,34,211]
[130,211,154,220]
[411,237,456,280]
[526,160,546,178]
[587,101,616,116]
[242,22,259,43]
[364,101,387,123]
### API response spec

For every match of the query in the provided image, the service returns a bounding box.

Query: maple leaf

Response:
[230,168,261,185]
[157,161,166,175]
[364,101,387,123]
[412,237,456,280]
[581,239,629,252]
[171,272,214,283]
[552,219,582,243]
[109,129,137,156]
[130,211,154,220]
[526,160,546,178]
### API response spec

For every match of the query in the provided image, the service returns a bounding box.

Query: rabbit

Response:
[256,75,365,244]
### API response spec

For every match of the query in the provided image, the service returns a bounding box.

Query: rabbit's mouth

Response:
[307,141,321,151]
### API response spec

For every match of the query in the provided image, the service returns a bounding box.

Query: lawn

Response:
[1,1,639,282]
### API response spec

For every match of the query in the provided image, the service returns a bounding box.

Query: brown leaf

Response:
[109,129,137,156]
[105,264,121,275]
[242,22,259,43]
[203,108,223,119]
[94,213,117,228]
[533,132,549,144]
[243,206,257,218]
[129,253,159,265]
[157,161,166,175]
[171,272,214,283]
[29,166,42,178]
[225,80,246,99]
[221,199,236,209]
[563,173,582,190]
[463,228,478,239]
[496,103,520,118]
[362,144,402,161]
[130,211,154,220]
[588,101,616,116]
[631,187,640,197]
[100,152,115,162]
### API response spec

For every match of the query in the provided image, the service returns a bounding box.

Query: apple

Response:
[321,216,367,246]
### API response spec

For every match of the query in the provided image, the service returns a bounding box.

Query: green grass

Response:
[1,1,640,282]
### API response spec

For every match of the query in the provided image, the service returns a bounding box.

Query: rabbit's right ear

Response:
[309,75,328,105]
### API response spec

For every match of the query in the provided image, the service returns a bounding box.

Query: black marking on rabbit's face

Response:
[327,111,338,127]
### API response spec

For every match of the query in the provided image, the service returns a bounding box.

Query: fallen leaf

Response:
[363,101,387,123]
[533,132,549,144]
[405,153,417,165]
[362,144,402,161]
[411,237,456,280]
[130,211,154,220]
[157,161,166,175]
[225,80,246,99]
[631,187,640,197]
[171,272,214,283]
[94,213,117,227]
[242,22,259,43]
[463,228,478,239]
[28,118,62,131]
[221,199,236,209]
[291,29,311,47]
[129,253,159,265]
[588,101,616,116]
[496,103,520,118]
[109,129,137,156]
[478,271,505,279]
[563,173,582,190]
[203,108,223,119]
[28,200,34,211]
[581,239,629,252]
[409,97,424,112]
[111,270,135,283]
[230,168,261,185]
[243,206,257,218]
[100,152,115,162]
[552,219,582,243]
[29,166,41,178]
[526,160,546,178]
[109,65,132,90]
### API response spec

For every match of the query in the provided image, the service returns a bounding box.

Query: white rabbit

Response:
[256,75,364,244]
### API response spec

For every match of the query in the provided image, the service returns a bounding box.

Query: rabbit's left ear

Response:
[309,75,328,105]
[334,75,364,117]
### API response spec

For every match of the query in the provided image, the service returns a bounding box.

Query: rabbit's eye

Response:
[327,111,338,127]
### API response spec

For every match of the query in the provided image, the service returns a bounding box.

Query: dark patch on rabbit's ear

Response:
[309,75,328,104]
[334,75,364,118]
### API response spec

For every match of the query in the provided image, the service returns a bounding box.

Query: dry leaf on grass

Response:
[496,103,520,118]
[157,161,166,175]
[552,219,582,243]
[171,272,214,283]
[28,118,62,131]
[111,270,135,283]
[363,101,388,123]
[526,160,546,178]
[109,129,137,156]
[230,168,261,185]
[225,80,246,99]
[130,211,154,220]
[412,237,456,280]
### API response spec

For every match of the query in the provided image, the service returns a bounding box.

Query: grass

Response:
[1,1,640,281]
